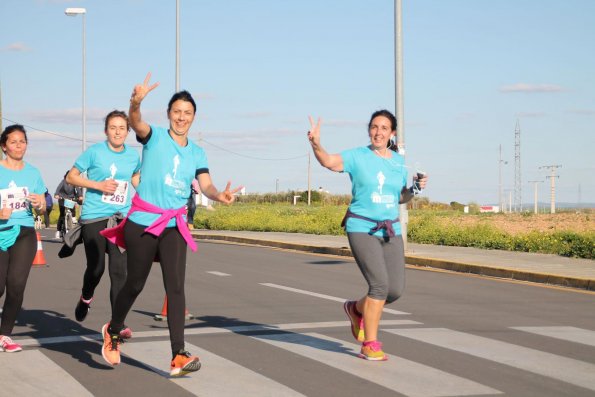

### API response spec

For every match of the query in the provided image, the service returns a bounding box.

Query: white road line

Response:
[511,326,595,347]
[17,319,420,348]
[252,332,500,397]
[386,327,595,392]
[123,341,306,397]
[0,350,93,396]
[260,283,410,315]
[206,271,231,276]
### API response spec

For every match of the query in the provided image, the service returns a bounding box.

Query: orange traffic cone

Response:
[153,295,194,321]
[32,232,48,267]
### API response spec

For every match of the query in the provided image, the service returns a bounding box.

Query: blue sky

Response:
[1,0,594,207]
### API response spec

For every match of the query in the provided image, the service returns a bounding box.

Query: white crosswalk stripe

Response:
[385,327,595,392]
[251,332,501,397]
[123,341,306,397]
[0,350,93,397]
[511,326,595,347]
[7,323,595,396]
[260,282,410,315]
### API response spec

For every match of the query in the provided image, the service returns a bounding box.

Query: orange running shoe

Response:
[101,323,121,366]
[170,350,201,377]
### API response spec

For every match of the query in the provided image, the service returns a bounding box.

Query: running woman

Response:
[308,110,427,360]
[0,125,47,353]
[65,110,141,333]
[100,73,241,376]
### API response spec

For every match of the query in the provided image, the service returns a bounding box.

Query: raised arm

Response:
[307,116,343,172]
[129,72,160,140]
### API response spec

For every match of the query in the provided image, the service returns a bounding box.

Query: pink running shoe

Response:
[119,326,132,340]
[343,301,365,342]
[359,340,388,361]
[0,335,23,353]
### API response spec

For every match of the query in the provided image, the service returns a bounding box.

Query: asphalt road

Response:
[2,230,595,397]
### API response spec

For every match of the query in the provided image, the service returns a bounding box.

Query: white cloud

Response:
[235,111,272,119]
[2,42,31,52]
[516,111,546,118]
[568,109,595,116]
[499,83,565,93]
[25,108,111,124]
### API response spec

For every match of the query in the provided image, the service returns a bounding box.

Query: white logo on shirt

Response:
[109,163,117,179]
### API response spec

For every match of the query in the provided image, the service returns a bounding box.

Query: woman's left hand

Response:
[415,173,429,190]
[28,193,45,211]
[216,182,243,204]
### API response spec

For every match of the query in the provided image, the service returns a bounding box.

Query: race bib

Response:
[0,186,30,212]
[101,179,129,205]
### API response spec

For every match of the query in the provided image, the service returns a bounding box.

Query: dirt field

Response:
[437,212,594,235]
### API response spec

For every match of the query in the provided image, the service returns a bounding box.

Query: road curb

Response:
[194,233,352,257]
[404,255,595,291]
[194,233,595,291]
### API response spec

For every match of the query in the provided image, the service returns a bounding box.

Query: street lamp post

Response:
[395,0,408,248]
[65,7,87,153]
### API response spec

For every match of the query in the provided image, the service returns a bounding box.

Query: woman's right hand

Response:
[130,72,159,106]
[307,116,322,147]
[98,179,119,195]
[0,201,12,220]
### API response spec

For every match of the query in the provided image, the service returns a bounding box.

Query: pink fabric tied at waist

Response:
[100,193,197,252]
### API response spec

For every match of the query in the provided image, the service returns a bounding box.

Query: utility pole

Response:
[513,120,522,212]
[0,80,3,134]
[276,178,279,194]
[528,180,543,214]
[539,165,561,213]
[395,0,408,247]
[175,0,180,91]
[307,152,311,205]
[498,144,508,212]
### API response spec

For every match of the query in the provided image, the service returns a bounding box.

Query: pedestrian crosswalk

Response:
[252,332,500,397]
[0,350,93,396]
[386,327,595,392]
[2,323,594,396]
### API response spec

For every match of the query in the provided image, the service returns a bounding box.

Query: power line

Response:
[2,117,89,143]
[3,116,308,162]
[199,138,307,161]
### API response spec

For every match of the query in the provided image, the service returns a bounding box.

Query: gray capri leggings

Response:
[347,232,405,303]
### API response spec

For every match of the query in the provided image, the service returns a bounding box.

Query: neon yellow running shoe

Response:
[359,340,388,361]
[343,300,365,342]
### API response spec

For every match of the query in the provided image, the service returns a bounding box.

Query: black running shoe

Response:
[75,296,92,322]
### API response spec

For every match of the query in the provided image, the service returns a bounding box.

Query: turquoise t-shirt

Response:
[74,141,141,220]
[129,125,208,227]
[341,147,407,236]
[0,162,46,228]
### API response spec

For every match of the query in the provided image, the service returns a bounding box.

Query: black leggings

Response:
[80,220,127,309]
[110,220,187,355]
[0,227,36,335]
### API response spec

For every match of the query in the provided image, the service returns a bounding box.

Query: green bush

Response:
[190,203,594,259]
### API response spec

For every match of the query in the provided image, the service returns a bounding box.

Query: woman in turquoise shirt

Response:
[308,110,427,361]
[0,125,47,353]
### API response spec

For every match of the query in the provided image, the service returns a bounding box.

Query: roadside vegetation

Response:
[193,192,594,259]
[45,192,593,259]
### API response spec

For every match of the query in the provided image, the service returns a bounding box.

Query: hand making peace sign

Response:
[307,116,322,147]
[130,72,160,106]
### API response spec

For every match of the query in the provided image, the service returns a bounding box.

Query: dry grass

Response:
[427,212,594,236]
